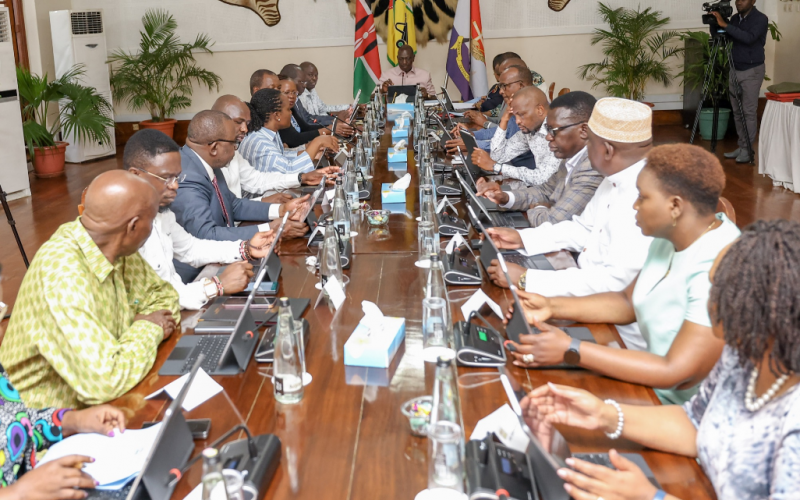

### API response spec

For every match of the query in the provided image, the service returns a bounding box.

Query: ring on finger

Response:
[522,353,535,364]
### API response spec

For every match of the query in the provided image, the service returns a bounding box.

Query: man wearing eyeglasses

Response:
[172,110,310,283]
[471,85,561,186]
[476,91,603,234]
[278,65,354,140]
[125,129,277,310]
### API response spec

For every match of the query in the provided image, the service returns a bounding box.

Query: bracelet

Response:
[239,240,251,261]
[604,399,624,440]
[652,490,667,500]
[212,276,224,297]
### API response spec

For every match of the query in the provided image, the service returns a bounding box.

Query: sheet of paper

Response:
[183,483,203,500]
[469,404,530,453]
[460,289,503,320]
[436,196,458,215]
[145,368,223,411]
[445,233,467,255]
[452,102,475,110]
[37,424,162,488]
[324,275,346,309]
[449,111,465,117]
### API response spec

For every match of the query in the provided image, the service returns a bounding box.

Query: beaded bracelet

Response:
[212,276,224,297]
[604,399,624,440]
[239,240,251,261]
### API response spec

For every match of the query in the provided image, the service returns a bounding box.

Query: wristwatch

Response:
[201,278,219,300]
[298,172,305,185]
[482,121,492,129]
[517,271,527,290]
[492,162,502,174]
[563,338,582,365]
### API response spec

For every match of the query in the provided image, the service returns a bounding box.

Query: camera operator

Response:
[711,0,768,163]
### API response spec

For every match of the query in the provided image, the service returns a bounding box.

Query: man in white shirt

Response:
[211,95,338,200]
[125,129,275,310]
[471,85,561,186]
[299,62,351,115]
[485,97,654,350]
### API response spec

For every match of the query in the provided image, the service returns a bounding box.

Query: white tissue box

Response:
[381,183,406,204]
[344,317,406,368]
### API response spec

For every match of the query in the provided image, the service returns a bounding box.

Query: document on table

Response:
[452,102,476,110]
[37,424,162,490]
[145,368,223,411]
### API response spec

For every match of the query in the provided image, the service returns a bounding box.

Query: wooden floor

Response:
[1,124,798,318]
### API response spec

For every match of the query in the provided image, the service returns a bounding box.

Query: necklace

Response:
[745,367,791,412]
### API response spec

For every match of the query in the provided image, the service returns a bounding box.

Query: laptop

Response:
[458,129,494,181]
[387,85,417,103]
[498,367,659,500]
[86,357,200,499]
[475,220,554,273]
[440,87,471,123]
[471,212,595,366]
[456,170,529,229]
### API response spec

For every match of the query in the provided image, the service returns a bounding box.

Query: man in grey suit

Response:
[475,91,604,287]
[171,110,308,282]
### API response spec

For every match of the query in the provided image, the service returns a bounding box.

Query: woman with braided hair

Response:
[518,219,800,500]
[239,88,338,177]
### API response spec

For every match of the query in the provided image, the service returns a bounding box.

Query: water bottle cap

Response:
[336,178,343,185]
[436,354,453,367]
[202,447,219,458]
[430,253,440,262]
[279,297,290,307]
[422,186,433,195]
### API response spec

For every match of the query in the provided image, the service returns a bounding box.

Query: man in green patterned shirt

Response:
[0,170,180,409]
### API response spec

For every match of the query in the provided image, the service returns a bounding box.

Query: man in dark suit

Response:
[172,110,308,281]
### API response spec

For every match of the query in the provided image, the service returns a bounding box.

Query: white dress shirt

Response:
[298,88,349,116]
[502,146,588,208]
[190,149,278,232]
[222,151,300,199]
[490,120,560,186]
[139,210,244,310]
[517,159,653,350]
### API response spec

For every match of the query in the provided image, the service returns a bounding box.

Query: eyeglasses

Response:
[133,168,186,186]
[208,138,240,150]
[498,80,524,91]
[545,121,586,138]
[282,90,299,97]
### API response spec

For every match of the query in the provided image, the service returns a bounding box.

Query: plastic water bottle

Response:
[332,178,350,241]
[273,297,304,404]
[201,448,225,500]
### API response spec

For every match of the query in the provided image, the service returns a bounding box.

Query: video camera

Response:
[702,0,733,27]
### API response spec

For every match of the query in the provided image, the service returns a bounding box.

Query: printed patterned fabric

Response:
[0,219,180,409]
[0,364,67,487]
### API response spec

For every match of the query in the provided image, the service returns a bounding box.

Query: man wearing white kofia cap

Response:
[486,97,654,350]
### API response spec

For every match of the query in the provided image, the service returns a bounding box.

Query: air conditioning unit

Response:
[0,6,31,199]
[50,9,116,163]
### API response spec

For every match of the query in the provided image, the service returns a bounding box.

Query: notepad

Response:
[145,368,223,411]
[37,424,162,490]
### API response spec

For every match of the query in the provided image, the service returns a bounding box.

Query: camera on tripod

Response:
[702,0,733,27]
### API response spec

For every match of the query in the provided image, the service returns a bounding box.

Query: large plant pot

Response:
[699,108,731,141]
[32,142,69,178]
[140,118,177,139]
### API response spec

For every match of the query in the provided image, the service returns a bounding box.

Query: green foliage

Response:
[578,2,683,101]
[16,65,114,159]
[108,9,222,122]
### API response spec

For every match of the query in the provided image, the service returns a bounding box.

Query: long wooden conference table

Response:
[112,125,716,500]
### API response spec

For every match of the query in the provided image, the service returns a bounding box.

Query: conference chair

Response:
[716,196,736,224]
[547,83,571,102]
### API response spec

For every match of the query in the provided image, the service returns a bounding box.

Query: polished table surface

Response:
[112,124,716,500]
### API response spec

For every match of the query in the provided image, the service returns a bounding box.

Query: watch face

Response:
[564,349,580,365]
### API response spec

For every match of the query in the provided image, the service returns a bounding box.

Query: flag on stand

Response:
[446,0,489,100]
[386,0,417,67]
[353,0,382,103]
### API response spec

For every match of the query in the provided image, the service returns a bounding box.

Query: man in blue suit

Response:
[172,110,308,282]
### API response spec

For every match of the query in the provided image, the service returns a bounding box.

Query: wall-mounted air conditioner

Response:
[0,6,31,199]
[50,9,116,163]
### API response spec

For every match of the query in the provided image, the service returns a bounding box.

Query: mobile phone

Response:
[223,297,276,309]
[143,418,211,440]
[241,281,278,295]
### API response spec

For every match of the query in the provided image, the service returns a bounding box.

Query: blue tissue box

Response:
[387,148,407,166]
[344,317,406,368]
[345,365,392,387]
[391,127,409,140]
[381,183,406,204]
[387,103,414,121]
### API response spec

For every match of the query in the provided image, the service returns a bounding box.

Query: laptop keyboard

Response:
[503,253,535,267]
[492,212,521,228]
[575,453,615,469]
[181,335,229,374]
[85,484,132,499]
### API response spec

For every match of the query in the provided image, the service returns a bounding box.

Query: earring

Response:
[276,117,281,122]
[672,215,678,227]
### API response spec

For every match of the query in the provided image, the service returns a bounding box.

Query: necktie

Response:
[211,176,231,227]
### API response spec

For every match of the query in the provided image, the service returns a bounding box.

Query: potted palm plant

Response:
[108,9,222,138]
[578,2,683,103]
[17,65,114,178]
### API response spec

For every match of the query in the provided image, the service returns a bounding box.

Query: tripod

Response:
[689,32,755,165]
[0,184,29,268]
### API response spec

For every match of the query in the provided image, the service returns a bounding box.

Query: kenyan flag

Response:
[354,0,381,103]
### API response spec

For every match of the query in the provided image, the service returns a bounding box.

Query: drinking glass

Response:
[418,221,437,265]
[423,297,447,350]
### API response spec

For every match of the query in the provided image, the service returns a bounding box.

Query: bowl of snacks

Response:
[366,209,390,227]
[401,396,433,437]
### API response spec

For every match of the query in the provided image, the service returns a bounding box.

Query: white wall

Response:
[772,1,800,84]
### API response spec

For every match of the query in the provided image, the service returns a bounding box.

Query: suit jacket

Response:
[279,108,323,148]
[507,152,602,227]
[172,147,275,281]
[294,100,333,126]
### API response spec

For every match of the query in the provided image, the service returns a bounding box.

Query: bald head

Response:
[212,95,251,141]
[186,110,238,168]
[497,57,525,76]
[280,64,307,95]
[187,110,232,144]
[82,170,160,259]
[510,86,550,134]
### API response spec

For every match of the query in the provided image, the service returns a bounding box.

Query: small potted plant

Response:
[578,2,683,104]
[108,9,221,138]
[17,65,114,178]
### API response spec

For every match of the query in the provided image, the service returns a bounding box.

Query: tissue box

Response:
[387,103,414,121]
[387,148,408,170]
[344,317,406,368]
[391,127,409,140]
[381,183,406,204]
[345,365,392,387]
